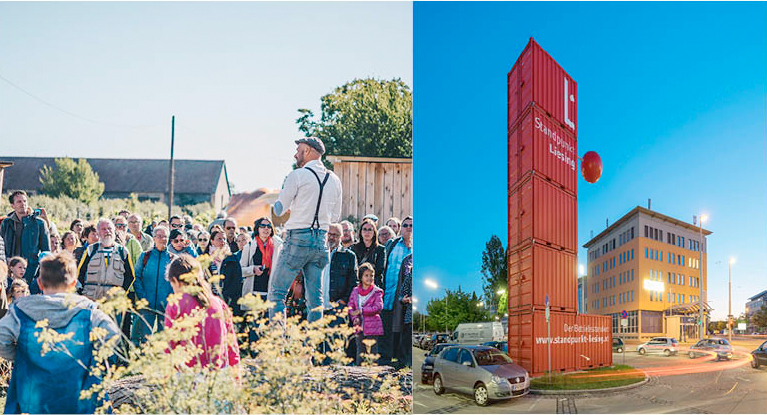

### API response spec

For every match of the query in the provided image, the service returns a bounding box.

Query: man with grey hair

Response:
[128,213,153,252]
[77,218,135,302]
[268,137,342,323]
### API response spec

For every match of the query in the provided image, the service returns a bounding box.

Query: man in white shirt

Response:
[267,137,343,323]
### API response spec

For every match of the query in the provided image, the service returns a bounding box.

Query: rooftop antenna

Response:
[590,230,594,239]
[606,218,609,228]
[648,198,651,210]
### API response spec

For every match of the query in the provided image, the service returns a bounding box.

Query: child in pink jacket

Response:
[164,254,240,369]
[348,263,384,365]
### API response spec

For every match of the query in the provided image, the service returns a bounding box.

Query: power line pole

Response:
[168,116,175,220]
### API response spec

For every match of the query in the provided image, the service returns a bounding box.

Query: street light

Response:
[424,278,449,334]
[729,257,735,344]
[696,214,707,340]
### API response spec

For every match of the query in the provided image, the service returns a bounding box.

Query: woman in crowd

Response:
[351,219,387,287]
[69,219,84,244]
[196,230,211,256]
[168,229,199,258]
[240,218,282,303]
[377,226,394,246]
[347,263,384,365]
[164,254,240,369]
[74,224,99,263]
[6,257,27,289]
[208,229,231,274]
[60,231,79,254]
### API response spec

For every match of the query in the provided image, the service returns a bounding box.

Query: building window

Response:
[631,227,635,239]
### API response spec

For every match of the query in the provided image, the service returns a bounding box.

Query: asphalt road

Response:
[412,341,767,414]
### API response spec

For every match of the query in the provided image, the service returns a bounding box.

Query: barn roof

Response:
[1,156,228,195]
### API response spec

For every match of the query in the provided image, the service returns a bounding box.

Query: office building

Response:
[583,206,712,340]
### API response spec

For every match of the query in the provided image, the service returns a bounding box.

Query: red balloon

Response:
[581,151,602,183]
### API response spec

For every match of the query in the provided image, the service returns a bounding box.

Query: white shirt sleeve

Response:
[274,170,300,216]
[331,175,343,223]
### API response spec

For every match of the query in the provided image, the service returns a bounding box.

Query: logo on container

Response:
[535,116,575,171]
[564,78,576,131]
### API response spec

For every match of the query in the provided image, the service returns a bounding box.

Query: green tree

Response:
[425,287,490,333]
[296,78,412,166]
[481,235,507,314]
[39,158,104,204]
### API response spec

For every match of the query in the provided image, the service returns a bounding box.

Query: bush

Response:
[0,193,216,231]
[5,255,410,414]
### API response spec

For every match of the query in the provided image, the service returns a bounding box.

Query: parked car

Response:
[421,343,457,384]
[636,337,678,356]
[751,340,767,369]
[482,341,508,353]
[432,345,529,406]
[612,337,625,353]
[424,333,451,350]
[414,334,425,349]
[688,338,733,361]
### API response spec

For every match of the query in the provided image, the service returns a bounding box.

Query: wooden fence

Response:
[327,156,412,224]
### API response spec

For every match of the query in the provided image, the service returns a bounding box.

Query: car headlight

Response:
[491,375,508,385]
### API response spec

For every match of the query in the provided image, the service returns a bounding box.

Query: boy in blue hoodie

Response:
[0,251,120,414]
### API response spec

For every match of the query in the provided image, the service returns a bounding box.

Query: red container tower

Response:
[507,38,611,376]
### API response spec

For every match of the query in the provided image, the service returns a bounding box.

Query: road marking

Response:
[736,377,750,382]
[724,382,738,396]
[528,397,540,411]
[715,370,722,384]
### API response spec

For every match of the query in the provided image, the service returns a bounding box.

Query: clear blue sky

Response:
[0,1,412,193]
[413,1,767,321]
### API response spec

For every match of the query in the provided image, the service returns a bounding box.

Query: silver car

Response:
[432,345,530,406]
[636,337,679,356]
[688,338,733,361]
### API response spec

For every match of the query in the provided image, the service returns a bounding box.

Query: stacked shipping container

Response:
[507,38,611,376]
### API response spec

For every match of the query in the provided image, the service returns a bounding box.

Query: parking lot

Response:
[413,336,767,413]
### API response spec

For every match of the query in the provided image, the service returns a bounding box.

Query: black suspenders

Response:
[304,167,330,230]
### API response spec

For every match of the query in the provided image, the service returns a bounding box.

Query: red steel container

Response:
[508,172,577,253]
[507,311,612,376]
[508,105,577,195]
[508,38,578,137]
[507,241,577,313]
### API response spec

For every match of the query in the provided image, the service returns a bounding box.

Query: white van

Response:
[451,322,505,345]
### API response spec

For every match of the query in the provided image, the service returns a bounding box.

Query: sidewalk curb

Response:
[529,375,649,395]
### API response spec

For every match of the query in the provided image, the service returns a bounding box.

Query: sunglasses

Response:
[198,238,209,242]
[115,223,127,229]
[362,227,374,232]
[258,223,272,229]
[171,224,183,228]
[402,223,413,228]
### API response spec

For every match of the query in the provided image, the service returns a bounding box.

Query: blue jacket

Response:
[0,213,50,284]
[134,248,174,312]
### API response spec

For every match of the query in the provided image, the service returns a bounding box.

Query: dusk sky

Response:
[0,1,412,193]
[413,1,767,321]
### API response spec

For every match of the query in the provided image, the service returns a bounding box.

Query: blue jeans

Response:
[132,309,164,344]
[268,229,329,323]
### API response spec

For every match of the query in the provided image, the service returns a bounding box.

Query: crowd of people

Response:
[0,136,413,412]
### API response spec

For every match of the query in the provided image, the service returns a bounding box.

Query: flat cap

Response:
[295,137,326,155]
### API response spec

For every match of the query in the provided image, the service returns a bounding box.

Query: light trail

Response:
[567,347,754,380]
